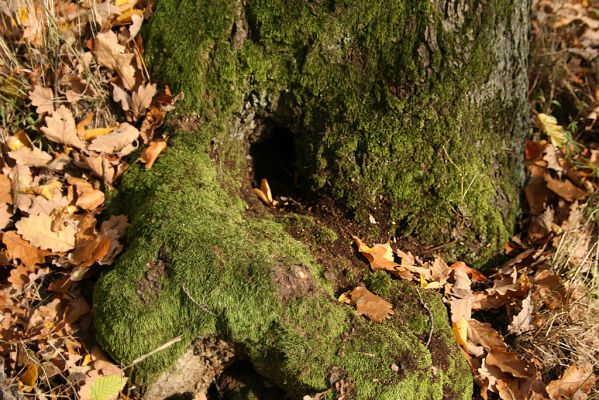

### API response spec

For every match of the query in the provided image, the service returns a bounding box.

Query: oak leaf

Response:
[88,123,139,156]
[28,85,54,114]
[345,285,393,323]
[0,174,13,204]
[485,349,532,379]
[546,363,596,400]
[8,147,53,167]
[131,83,157,119]
[112,84,131,111]
[41,106,86,149]
[2,231,51,267]
[0,204,12,229]
[16,214,76,253]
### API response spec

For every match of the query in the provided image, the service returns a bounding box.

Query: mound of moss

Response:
[94,134,472,398]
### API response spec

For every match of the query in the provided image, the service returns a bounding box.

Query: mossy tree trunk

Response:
[93,0,529,398]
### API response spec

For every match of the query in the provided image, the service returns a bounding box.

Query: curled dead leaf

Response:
[346,286,393,323]
[140,140,167,169]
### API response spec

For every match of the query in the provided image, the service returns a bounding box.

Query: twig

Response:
[125,335,183,369]
[182,285,216,316]
[415,289,434,348]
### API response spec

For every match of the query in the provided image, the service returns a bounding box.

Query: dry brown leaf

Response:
[131,83,157,119]
[495,378,522,400]
[8,263,36,288]
[0,203,12,229]
[450,261,489,283]
[41,106,86,149]
[507,293,533,335]
[28,85,54,115]
[88,122,139,156]
[76,190,105,210]
[524,176,551,216]
[8,147,53,167]
[352,236,402,273]
[545,174,587,202]
[140,140,167,169]
[486,349,533,379]
[28,193,68,216]
[3,231,51,267]
[429,256,450,285]
[0,174,13,204]
[16,214,76,253]
[546,363,596,400]
[129,14,144,39]
[468,319,506,351]
[347,286,393,323]
[9,164,33,212]
[112,84,131,111]
[94,30,126,71]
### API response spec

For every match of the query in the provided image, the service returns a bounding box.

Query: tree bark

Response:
[93,0,529,398]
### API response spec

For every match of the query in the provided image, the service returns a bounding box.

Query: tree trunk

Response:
[93,0,529,398]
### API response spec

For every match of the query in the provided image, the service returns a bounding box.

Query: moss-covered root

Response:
[93,134,472,399]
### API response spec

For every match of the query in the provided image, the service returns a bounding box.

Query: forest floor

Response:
[0,0,597,399]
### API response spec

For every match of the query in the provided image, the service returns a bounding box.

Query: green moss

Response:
[364,271,393,297]
[94,133,472,397]
[144,0,525,266]
[280,214,338,245]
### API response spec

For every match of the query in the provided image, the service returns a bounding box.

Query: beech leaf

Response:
[140,140,167,169]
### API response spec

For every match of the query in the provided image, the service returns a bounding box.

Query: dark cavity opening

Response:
[207,359,287,400]
[249,120,298,198]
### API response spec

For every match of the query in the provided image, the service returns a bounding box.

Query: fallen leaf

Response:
[41,106,86,149]
[131,83,157,119]
[8,147,53,167]
[450,261,489,283]
[76,190,105,210]
[28,85,54,114]
[352,236,401,273]
[495,378,522,400]
[486,349,532,379]
[545,174,587,202]
[2,231,51,267]
[16,214,77,253]
[19,363,38,388]
[0,204,12,229]
[507,293,534,335]
[83,127,118,141]
[88,123,139,155]
[80,374,127,400]
[253,178,276,207]
[0,174,13,204]
[129,14,143,39]
[112,84,131,111]
[94,31,136,89]
[546,363,596,400]
[347,285,393,323]
[139,140,167,169]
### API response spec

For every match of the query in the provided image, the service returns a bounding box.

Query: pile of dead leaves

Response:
[0,0,177,398]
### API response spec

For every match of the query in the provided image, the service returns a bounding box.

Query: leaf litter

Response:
[0,0,178,397]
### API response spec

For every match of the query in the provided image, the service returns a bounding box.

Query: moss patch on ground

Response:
[94,133,472,398]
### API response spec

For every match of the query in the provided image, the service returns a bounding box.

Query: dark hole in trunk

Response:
[207,359,288,400]
[249,120,298,198]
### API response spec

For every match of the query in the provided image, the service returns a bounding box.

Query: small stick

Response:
[125,335,183,369]
[415,289,434,348]
[182,285,216,316]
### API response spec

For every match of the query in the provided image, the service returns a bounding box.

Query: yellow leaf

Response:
[537,113,567,148]
[452,317,468,346]
[338,292,351,304]
[7,130,33,151]
[83,126,117,141]
[22,181,62,200]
